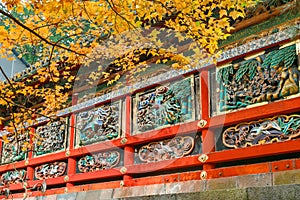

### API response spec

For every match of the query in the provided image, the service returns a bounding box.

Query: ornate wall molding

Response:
[134,77,194,133]
[78,151,120,173]
[76,101,121,146]
[138,136,194,163]
[34,120,67,156]
[216,44,299,112]
[223,114,300,148]
[0,169,26,185]
[1,133,29,164]
[35,162,67,180]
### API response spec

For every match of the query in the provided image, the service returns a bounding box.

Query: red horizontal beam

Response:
[207,139,300,164]
[0,160,26,172]
[127,155,201,174]
[68,168,122,183]
[69,138,125,157]
[126,121,200,146]
[209,96,300,128]
[7,177,65,191]
[207,163,271,179]
[67,181,121,193]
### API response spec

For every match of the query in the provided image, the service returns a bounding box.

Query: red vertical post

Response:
[27,127,35,181]
[200,70,215,170]
[200,70,209,120]
[0,126,3,164]
[69,93,78,149]
[67,93,78,187]
[123,95,134,185]
[27,166,34,181]
[28,127,34,159]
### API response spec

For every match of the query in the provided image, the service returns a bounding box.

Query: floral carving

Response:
[223,114,300,148]
[35,162,67,180]
[78,151,120,173]
[217,45,299,112]
[0,170,26,185]
[1,133,29,164]
[34,120,66,156]
[138,136,194,163]
[135,77,193,132]
[77,102,120,146]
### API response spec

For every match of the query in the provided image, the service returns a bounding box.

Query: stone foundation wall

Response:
[18,169,300,200]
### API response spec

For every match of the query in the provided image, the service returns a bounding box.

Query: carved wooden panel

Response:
[78,151,120,173]
[1,133,29,164]
[35,162,67,180]
[138,136,194,163]
[76,101,121,146]
[134,77,194,133]
[223,114,300,148]
[0,169,26,185]
[34,120,67,156]
[216,45,299,113]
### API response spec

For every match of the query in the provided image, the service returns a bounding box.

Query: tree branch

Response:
[0,9,87,57]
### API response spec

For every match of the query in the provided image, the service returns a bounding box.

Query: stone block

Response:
[44,195,57,200]
[85,190,102,199]
[293,184,300,198]
[247,185,296,200]
[100,189,114,200]
[112,187,130,199]
[124,193,176,200]
[56,193,77,200]
[177,189,247,200]
[165,183,181,194]
[130,186,145,197]
[178,181,195,193]
[206,177,237,191]
[193,180,206,192]
[76,192,87,200]
[273,170,300,185]
[238,173,272,188]
[144,184,165,196]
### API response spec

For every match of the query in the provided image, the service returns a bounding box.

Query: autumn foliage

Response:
[0,0,257,135]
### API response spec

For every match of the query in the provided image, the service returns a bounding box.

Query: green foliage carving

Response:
[262,45,296,68]
[235,58,260,81]
[216,45,299,112]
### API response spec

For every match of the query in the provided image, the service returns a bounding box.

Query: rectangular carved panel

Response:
[222,114,300,149]
[214,45,299,113]
[133,76,195,133]
[34,120,67,156]
[1,133,29,164]
[76,101,121,146]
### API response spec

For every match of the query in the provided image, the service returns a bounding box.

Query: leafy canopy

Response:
[0,0,257,134]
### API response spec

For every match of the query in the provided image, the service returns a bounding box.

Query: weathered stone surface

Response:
[273,170,300,185]
[41,195,57,200]
[143,184,166,196]
[238,173,272,188]
[197,189,247,200]
[100,189,114,199]
[56,193,77,200]
[165,183,181,194]
[85,190,102,199]
[124,194,177,200]
[113,187,131,199]
[76,192,87,200]
[206,176,237,190]
[247,185,296,200]
[194,180,206,192]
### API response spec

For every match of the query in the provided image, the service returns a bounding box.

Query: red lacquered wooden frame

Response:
[1,40,300,198]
